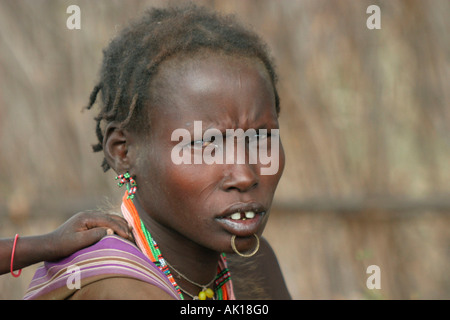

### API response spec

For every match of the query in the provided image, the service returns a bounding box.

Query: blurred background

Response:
[0,0,449,299]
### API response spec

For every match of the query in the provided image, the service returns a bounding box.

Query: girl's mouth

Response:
[215,202,266,237]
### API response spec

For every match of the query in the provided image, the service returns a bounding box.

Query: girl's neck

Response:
[133,197,220,298]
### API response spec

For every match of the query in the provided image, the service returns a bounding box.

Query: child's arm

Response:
[0,212,133,275]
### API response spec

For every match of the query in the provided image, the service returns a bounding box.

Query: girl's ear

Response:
[103,122,131,173]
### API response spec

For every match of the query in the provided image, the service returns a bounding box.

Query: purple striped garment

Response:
[24,235,180,300]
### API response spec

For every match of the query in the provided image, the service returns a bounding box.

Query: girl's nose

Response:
[220,163,259,193]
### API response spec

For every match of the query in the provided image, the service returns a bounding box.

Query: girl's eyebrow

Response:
[255,121,279,130]
[182,117,279,130]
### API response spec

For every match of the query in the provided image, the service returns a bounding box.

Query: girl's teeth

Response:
[230,212,242,220]
[245,211,255,219]
[229,211,256,220]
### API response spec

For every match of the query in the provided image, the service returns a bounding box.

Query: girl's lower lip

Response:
[215,213,264,237]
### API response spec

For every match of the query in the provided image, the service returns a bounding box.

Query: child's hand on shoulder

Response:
[44,211,134,261]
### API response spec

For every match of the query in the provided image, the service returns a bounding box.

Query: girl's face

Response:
[132,53,285,254]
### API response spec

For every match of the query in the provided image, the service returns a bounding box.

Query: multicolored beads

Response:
[197,288,215,300]
[115,172,137,199]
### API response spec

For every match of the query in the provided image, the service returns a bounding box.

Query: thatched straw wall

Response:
[0,0,449,299]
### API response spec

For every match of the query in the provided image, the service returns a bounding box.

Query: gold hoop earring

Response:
[230,234,260,258]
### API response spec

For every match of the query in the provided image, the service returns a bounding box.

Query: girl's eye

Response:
[252,133,270,142]
[256,133,268,140]
[191,139,214,149]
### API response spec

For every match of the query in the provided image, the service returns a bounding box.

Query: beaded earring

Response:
[115,171,137,199]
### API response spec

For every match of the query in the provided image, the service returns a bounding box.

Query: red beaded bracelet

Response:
[10,234,22,278]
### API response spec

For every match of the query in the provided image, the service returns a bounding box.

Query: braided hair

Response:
[86,4,280,172]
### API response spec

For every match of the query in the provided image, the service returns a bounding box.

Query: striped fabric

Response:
[24,235,180,300]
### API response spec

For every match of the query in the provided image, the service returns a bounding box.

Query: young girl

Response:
[25,4,290,300]
[0,211,133,276]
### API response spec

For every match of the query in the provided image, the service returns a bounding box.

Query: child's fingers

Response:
[81,213,133,241]
[78,227,113,248]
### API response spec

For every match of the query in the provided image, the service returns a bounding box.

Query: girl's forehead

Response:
[155,51,271,90]
[146,53,277,133]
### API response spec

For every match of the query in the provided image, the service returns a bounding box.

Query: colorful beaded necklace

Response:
[121,191,234,300]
